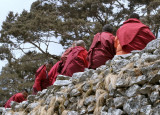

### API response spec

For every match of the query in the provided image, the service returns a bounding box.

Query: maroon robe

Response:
[33,65,50,94]
[117,18,156,53]
[87,32,116,69]
[61,46,88,77]
[4,93,26,108]
[48,61,62,85]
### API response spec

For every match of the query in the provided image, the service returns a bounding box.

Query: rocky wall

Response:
[1,39,160,115]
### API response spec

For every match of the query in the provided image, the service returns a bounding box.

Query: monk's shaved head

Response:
[102,24,113,33]
[130,13,140,20]
[76,40,85,48]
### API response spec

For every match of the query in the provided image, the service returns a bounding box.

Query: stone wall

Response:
[2,39,160,115]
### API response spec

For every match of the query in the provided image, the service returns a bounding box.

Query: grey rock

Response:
[54,80,72,86]
[39,89,47,98]
[150,91,159,103]
[72,72,88,84]
[105,59,112,66]
[91,73,99,79]
[10,101,18,110]
[56,74,71,80]
[153,49,160,55]
[125,84,140,97]
[26,102,39,112]
[149,70,160,84]
[21,101,29,109]
[116,78,129,88]
[80,108,87,115]
[140,105,152,115]
[69,97,77,103]
[70,89,81,97]
[123,97,141,114]
[152,103,160,115]
[96,65,107,73]
[139,84,152,94]
[0,107,5,113]
[141,54,160,62]
[67,111,79,115]
[68,103,77,111]
[84,96,95,106]
[64,100,69,107]
[130,75,147,86]
[131,50,142,54]
[113,96,127,108]
[136,75,147,85]
[27,95,36,102]
[45,94,53,105]
[101,111,108,115]
[106,98,114,107]
[87,103,95,113]
[56,92,68,98]
[82,82,90,92]
[144,39,160,53]
[141,98,149,106]
[111,58,130,74]
[108,107,124,115]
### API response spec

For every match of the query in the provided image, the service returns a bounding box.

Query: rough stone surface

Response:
[3,39,160,115]
[125,84,140,97]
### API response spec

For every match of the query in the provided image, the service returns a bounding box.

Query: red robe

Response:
[61,47,73,63]
[61,46,88,77]
[33,65,50,94]
[117,18,156,53]
[87,32,116,69]
[4,93,26,108]
[48,61,62,85]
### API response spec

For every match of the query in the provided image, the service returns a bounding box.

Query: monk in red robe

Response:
[4,89,28,108]
[115,13,156,55]
[32,60,53,94]
[61,40,88,77]
[48,41,77,85]
[87,24,116,69]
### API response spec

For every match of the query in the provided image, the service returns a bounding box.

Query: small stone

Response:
[150,91,159,103]
[123,97,141,114]
[69,97,77,103]
[149,70,160,84]
[82,83,90,92]
[139,84,152,94]
[56,75,71,80]
[125,84,140,97]
[80,108,87,115]
[70,89,81,97]
[64,100,69,107]
[140,105,152,115]
[84,96,95,106]
[108,107,124,115]
[141,98,149,106]
[152,103,160,115]
[87,103,95,113]
[27,95,36,102]
[67,111,79,115]
[113,96,127,108]
[54,80,72,86]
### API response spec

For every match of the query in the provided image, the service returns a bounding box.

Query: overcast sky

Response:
[0,0,64,72]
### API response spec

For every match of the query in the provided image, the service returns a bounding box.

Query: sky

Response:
[0,0,64,72]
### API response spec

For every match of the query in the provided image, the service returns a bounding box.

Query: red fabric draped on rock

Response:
[117,18,156,53]
[4,93,26,108]
[87,32,116,69]
[33,65,50,94]
[61,46,88,77]
[48,61,62,85]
